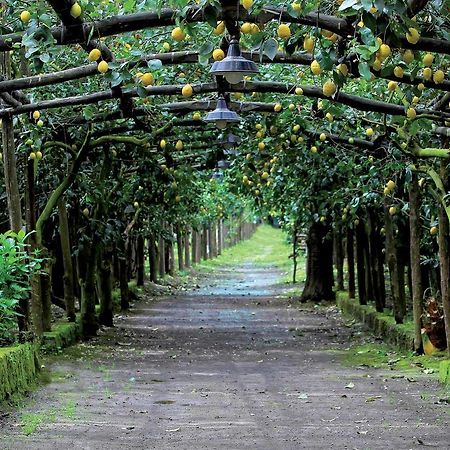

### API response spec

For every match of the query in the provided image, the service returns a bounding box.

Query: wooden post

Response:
[136,234,145,286]
[148,232,158,283]
[209,222,217,258]
[202,224,208,260]
[158,227,165,278]
[346,227,355,299]
[217,220,222,256]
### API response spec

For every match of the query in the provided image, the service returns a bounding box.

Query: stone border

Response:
[337,292,450,386]
[0,343,40,402]
[337,292,414,351]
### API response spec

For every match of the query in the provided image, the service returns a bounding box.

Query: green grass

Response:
[195,225,297,275]
[21,412,45,435]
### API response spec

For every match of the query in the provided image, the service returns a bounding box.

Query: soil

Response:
[0,263,449,449]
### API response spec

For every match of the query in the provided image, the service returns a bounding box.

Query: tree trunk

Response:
[176,226,184,271]
[355,221,367,305]
[192,229,199,264]
[209,222,217,258]
[79,240,99,338]
[98,249,113,327]
[438,160,450,356]
[58,197,76,322]
[300,221,335,303]
[119,255,130,311]
[409,172,424,353]
[385,198,405,323]
[201,224,208,260]
[136,234,145,286]
[184,227,191,268]
[148,232,158,283]
[334,226,344,290]
[367,209,385,312]
[158,231,166,278]
[217,220,222,256]
[346,227,356,299]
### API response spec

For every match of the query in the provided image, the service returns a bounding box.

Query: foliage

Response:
[0,231,42,341]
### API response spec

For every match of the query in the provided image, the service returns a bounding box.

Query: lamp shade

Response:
[210,39,258,84]
[204,96,241,129]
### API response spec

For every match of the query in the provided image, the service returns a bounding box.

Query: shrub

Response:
[0,230,42,342]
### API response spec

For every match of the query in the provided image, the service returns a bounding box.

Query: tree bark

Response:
[176,226,184,271]
[334,226,344,290]
[119,255,130,311]
[300,221,335,302]
[438,160,450,355]
[158,228,166,278]
[355,221,368,305]
[98,248,113,327]
[201,224,208,260]
[184,227,191,268]
[409,172,424,353]
[209,222,217,258]
[148,232,158,282]
[217,220,222,256]
[346,227,356,299]
[58,197,76,322]
[384,198,406,323]
[136,233,145,286]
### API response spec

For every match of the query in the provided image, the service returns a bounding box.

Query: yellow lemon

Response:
[417,82,425,91]
[322,79,337,97]
[193,112,201,121]
[160,139,167,149]
[423,53,434,67]
[181,84,193,97]
[366,127,374,137]
[97,60,109,73]
[372,58,382,71]
[388,81,398,91]
[277,24,291,40]
[288,103,295,111]
[241,22,252,34]
[36,119,44,127]
[423,67,432,80]
[295,87,303,95]
[213,21,225,35]
[212,49,225,61]
[258,142,266,150]
[326,112,334,122]
[387,180,396,190]
[337,63,348,76]
[389,206,397,216]
[310,59,322,75]
[175,140,184,151]
[430,226,438,236]
[88,48,101,62]
[162,42,171,51]
[36,151,43,160]
[310,146,318,153]
[70,2,82,18]
[393,66,404,78]
[402,50,414,64]
[319,133,326,141]
[32,110,40,120]
[291,2,302,12]
[303,36,315,53]
[406,27,420,44]
[171,27,186,41]
[379,43,391,60]
[433,69,445,84]
[141,73,154,86]
[20,10,31,23]
[274,103,282,112]
[242,0,253,10]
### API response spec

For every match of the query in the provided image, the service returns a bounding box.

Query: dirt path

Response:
[0,263,449,449]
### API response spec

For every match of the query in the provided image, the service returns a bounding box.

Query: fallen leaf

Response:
[345,382,355,389]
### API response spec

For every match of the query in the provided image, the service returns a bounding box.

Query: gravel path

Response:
[0,264,448,449]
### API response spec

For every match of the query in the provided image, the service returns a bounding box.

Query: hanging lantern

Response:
[204,95,241,129]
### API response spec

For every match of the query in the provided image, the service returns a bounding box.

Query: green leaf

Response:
[358,62,372,80]
[262,38,278,61]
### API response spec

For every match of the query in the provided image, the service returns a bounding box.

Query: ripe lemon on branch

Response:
[242,0,253,10]
[406,27,420,44]
[181,84,193,97]
[310,60,322,75]
[171,27,186,41]
[97,61,109,73]
[20,10,31,23]
[70,2,82,18]
[212,49,225,61]
[140,73,154,86]
[322,80,336,97]
[277,24,291,40]
[88,48,101,62]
